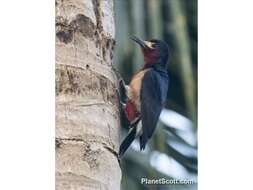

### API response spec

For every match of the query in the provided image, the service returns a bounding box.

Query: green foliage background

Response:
[113,0,197,189]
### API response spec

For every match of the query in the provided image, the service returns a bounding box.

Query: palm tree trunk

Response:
[55,0,121,189]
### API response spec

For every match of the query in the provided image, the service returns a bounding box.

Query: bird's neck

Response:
[143,60,167,73]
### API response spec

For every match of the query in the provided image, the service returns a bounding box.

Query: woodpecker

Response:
[119,36,169,158]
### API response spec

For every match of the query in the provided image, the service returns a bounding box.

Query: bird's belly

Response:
[128,69,149,111]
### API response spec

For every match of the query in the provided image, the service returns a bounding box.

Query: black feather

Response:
[140,69,169,149]
[119,127,137,159]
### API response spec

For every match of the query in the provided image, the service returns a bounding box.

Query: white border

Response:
[0,0,55,189]
[0,0,253,190]
[199,0,253,189]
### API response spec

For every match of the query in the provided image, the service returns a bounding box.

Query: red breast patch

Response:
[124,100,139,123]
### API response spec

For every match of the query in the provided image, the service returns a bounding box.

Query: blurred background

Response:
[113,0,197,189]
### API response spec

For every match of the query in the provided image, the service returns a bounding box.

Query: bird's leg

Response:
[112,67,140,129]
[117,78,130,120]
[118,78,128,104]
[112,71,132,127]
[111,66,128,102]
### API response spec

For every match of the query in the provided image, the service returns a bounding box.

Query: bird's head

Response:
[131,36,169,66]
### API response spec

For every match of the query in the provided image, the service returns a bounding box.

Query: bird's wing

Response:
[140,69,168,150]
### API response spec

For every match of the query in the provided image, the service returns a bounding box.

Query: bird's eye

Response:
[151,43,158,49]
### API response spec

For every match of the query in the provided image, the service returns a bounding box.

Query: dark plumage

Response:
[119,37,170,158]
[140,69,168,150]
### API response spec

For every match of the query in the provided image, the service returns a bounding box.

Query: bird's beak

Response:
[131,36,153,49]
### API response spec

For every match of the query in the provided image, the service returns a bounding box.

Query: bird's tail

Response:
[119,127,136,159]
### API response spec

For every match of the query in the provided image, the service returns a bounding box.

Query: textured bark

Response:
[55,0,121,189]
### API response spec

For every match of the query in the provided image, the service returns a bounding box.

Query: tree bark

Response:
[55,0,121,189]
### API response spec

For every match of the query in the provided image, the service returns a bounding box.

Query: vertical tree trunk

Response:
[55,0,121,189]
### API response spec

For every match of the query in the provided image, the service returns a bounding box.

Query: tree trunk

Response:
[55,0,121,189]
